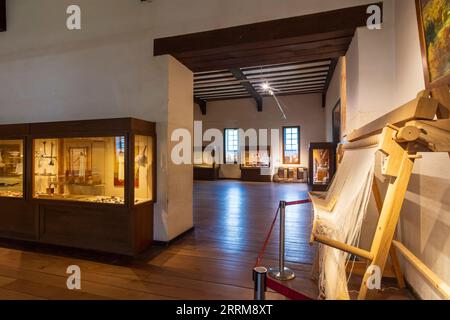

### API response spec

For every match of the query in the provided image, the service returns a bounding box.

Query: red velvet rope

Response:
[255,207,280,267]
[285,199,312,206]
[267,277,312,300]
[254,198,313,300]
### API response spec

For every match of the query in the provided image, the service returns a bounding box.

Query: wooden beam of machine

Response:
[313,233,373,261]
[347,96,439,142]
[392,240,450,300]
[230,68,263,112]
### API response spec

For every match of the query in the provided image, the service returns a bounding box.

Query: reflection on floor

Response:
[0,180,413,300]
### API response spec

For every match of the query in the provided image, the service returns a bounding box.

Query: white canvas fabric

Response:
[313,146,378,299]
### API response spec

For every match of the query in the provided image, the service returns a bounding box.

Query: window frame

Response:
[282,126,300,165]
[224,128,240,164]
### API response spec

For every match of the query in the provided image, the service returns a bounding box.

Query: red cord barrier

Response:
[267,277,312,300]
[255,207,279,267]
[254,198,313,300]
[285,199,312,206]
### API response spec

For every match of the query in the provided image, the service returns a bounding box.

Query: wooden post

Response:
[372,179,405,288]
[357,130,415,299]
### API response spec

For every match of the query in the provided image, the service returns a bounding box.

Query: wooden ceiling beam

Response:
[230,68,263,112]
[188,50,347,73]
[194,97,207,115]
[322,57,339,107]
[180,44,349,69]
[0,0,6,32]
[154,3,381,55]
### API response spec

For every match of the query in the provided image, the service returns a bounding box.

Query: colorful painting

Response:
[416,0,450,88]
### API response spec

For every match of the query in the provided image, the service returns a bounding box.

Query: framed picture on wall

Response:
[415,0,450,89]
[332,100,341,144]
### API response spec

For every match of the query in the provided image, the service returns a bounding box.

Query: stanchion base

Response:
[268,267,296,281]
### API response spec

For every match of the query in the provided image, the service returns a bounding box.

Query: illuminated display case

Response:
[308,142,337,191]
[193,146,220,180]
[0,139,24,198]
[240,147,272,182]
[0,118,156,256]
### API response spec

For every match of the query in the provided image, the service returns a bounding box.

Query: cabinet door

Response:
[39,204,132,255]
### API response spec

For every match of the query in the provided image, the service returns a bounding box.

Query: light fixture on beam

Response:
[260,82,287,120]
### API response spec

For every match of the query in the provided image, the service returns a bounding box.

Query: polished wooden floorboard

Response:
[0,180,412,300]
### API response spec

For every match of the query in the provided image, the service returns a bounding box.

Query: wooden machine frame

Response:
[309,86,450,299]
[0,118,156,256]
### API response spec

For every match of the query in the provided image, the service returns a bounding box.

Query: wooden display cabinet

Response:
[193,146,220,181]
[0,118,156,256]
[240,146,272,182]
[308,142,337,191]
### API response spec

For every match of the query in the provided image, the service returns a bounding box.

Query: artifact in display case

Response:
[193,146,220,180]
[0,139,24,198]
[241,147,270,168]
[308,142,337,191]
[241,146,272,182]
[33,137,126,204]
[134,135,153,204]
[0,118,156,256]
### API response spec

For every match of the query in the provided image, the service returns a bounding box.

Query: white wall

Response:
[194,94,325,169]
[343,0,449,299]
[0,0,383,242]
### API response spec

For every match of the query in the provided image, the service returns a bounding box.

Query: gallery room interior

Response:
[0,0,449,302]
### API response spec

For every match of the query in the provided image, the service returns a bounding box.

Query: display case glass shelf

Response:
[0,139,24,198]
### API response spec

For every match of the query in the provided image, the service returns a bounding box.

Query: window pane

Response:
[283,127,300,164]
[225,129,239,163]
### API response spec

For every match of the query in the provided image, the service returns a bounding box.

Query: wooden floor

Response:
[0,180,413,300]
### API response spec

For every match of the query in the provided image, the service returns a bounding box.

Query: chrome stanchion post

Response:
[253,266,267,300]
[269,201,295,281]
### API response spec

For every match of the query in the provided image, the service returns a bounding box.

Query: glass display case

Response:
[193,146,220,180]
[240,147,272,182]
[308,143,337,191]
[241,147,270,168]
[0,139,24,198]
[33,137,126,204]
[0,118,156,256]
[134,135,153,204]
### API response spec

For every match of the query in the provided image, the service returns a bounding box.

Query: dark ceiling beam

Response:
[188,50,347,73]
[179,38,352,65]
[194,97,207,115]
[182,45,349,72]
[229,68,263,112]
[154,3,382,56]
[322,58,339,107]
[0,0,6,32]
